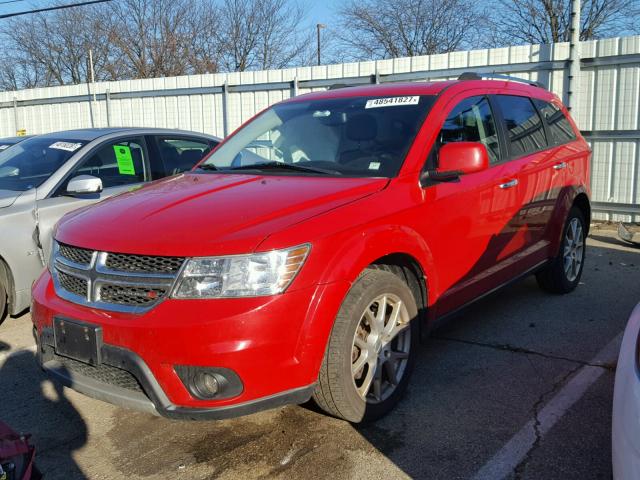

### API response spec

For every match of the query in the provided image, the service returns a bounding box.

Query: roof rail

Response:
[457,72,547,90]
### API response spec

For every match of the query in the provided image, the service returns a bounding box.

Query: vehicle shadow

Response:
[0,350,88,480]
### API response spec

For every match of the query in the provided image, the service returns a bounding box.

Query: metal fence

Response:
[0,36,639,219]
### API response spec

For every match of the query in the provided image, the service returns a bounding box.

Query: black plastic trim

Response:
[38,328,314,420]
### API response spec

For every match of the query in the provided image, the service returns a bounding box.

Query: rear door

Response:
[35,136,150,259]
[492,95,555,269]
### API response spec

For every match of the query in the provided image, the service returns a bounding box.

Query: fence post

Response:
[222,81,229,137]
[291,76,298,97]
[567,0,581,111]
[105,88,111,127]
[12,97,18,134]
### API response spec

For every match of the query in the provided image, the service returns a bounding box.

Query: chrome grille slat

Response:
[51,242,185,313]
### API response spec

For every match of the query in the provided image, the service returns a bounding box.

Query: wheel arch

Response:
[368,253,428,335]
[0,253,15,317]
[572,192,591,235]
[313,224,438,307]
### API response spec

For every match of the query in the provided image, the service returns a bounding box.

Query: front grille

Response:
[53,352,144,393]
[57,270,88,298]
[59,243,93,265]
[52,241,183,312]
[99,284,167,306]
[105,253,184,274]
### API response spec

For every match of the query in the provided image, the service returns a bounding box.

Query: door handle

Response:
[553,162,567,170]
[499,179,518,189]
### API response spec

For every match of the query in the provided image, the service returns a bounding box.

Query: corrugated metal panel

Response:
[1,35,639,217]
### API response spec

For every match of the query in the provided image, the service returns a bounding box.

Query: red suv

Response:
[32,75,590,423]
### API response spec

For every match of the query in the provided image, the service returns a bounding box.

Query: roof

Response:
[284,79,552,103]
[0,135,32,144]
[31,128,221,142]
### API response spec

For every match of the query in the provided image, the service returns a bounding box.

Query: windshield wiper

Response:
[226,162,341,175]
[196,164,218,171]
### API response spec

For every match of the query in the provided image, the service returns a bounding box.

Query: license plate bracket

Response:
[53,317,102,366]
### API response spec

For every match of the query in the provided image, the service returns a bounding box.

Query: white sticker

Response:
[365,96,420,109]
[49,141,82,152]
[0,145,9,150]
[368,162,381,170]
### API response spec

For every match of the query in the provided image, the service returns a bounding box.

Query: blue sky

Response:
[306,0,341,27]
[1,0,344,22]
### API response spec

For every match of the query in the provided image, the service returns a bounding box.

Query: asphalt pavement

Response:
[0,226,637,480]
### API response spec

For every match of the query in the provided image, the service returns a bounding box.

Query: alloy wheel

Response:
[351,293,411,404]
[563,217,584,282]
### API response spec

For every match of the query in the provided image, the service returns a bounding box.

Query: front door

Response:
[420,94,523,316]
[36,137,149,260]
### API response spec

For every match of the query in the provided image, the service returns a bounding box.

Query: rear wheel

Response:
[313,268,419,423]
[536,206,586,294]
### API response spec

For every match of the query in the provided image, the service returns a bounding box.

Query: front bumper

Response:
[612,303,640,479]
[32,270,350,419]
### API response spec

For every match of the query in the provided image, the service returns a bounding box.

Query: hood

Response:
[0,189,20,209]
[56,173,388,256]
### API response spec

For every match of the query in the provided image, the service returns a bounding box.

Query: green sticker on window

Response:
[114,145,135,175]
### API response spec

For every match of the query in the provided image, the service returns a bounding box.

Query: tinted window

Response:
[68,138,147,190]
[0,137,87,191]
[153,137,215,178]
[495,95,547,157]
[439,96,501,164]
[533,99,577,145]
[201,95,435,178]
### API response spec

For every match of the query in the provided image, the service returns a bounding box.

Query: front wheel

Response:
[0,280,7,325]
[313,268,419,423]
[536,206,586,294]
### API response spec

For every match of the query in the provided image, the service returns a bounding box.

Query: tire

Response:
[536,206,586,294]
[313,267,419,423]
[0,280,6,325]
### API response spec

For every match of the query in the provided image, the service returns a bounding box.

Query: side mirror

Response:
[66,175,103,195]
[421,142,489,185]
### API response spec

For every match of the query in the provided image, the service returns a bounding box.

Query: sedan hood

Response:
[0,189,20,208]
[56,173,388,256]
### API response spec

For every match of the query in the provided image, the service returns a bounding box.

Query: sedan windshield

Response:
[201,95,435,177]
[0,137,86,191]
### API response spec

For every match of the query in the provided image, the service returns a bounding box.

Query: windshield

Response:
[201,95,435,177]
[0,137,86,191]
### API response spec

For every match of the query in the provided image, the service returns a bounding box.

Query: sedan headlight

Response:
[172,245,310,298]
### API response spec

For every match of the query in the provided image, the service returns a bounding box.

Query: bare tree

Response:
[335,0,485,60]
[218,0,310,71]
[491,0,640,45]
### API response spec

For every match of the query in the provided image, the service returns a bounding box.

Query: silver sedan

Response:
[0,128,220,320]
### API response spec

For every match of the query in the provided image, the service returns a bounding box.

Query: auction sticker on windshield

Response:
[49,142,83,152]
[365,96,420,109]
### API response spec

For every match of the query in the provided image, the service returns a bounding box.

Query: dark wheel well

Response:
[573,193,591,235]
[370,253,428,336]
[0,256,13,320]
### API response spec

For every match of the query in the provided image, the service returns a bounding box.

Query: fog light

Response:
[174,365,244,400]
[193,372,220,398]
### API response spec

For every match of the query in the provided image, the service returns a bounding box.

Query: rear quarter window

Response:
[533,99,577,145]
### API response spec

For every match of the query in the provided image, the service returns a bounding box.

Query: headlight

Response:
[172,245,310,299]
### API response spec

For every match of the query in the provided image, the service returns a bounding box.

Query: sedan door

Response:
[35,136,150,260]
